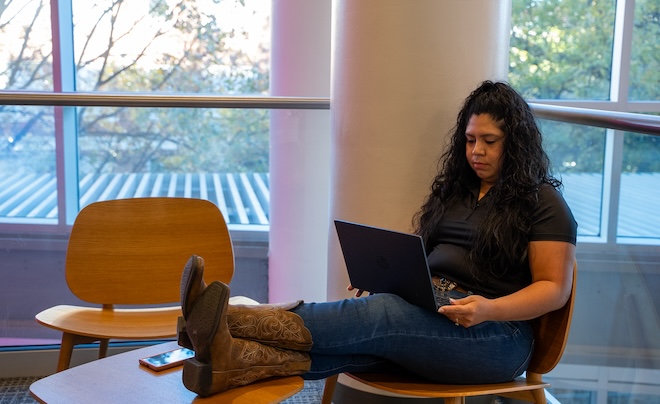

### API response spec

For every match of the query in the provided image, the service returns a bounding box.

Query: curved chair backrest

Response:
[527,261,577,375]
[66,197,234,305]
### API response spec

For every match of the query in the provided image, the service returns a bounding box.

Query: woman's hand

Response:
[347,284,369,297]
[438,295,492,327]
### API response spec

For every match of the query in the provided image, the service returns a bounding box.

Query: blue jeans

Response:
[292,293,534,384]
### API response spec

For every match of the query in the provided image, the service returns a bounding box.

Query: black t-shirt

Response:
[426,184,577,298]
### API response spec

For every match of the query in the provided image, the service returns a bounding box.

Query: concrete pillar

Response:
[328,0,512,300]
[269,0,332,303]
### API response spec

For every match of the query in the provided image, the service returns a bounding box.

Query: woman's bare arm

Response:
[439,240,575,327]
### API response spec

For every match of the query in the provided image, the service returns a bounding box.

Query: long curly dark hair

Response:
[414,81,561,278]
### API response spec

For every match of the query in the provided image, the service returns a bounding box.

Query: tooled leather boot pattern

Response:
[223,338,311,389]
[226,306,312,351]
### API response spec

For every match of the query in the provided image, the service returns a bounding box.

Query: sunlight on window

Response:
[71,0,270,94]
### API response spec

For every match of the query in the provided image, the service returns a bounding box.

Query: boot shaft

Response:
[178,301,313,352]
[227,303,312,351]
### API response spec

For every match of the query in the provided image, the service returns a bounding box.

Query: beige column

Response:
[269,0,332,303]
[328,0,512,300]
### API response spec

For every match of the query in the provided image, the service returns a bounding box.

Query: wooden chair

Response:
[322,262,578,404]
[35,197,236,372]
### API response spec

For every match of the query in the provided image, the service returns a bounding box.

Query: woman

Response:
[178,81,577,397]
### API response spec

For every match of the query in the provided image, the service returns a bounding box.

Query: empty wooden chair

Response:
[35,197,235,372]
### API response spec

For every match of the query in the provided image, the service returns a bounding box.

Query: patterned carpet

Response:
[0,378,40,404]
[0,377,326,404]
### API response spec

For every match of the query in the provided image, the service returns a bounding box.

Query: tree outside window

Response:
[1,0,271,209]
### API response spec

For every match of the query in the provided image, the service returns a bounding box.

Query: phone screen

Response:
[139,347,195,371]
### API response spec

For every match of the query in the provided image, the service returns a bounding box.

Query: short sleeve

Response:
[529,184,578,245]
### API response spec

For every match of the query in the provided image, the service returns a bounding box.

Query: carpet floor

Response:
[0,376,326,404]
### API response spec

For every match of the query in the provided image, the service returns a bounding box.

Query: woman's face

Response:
[465,113,505,189]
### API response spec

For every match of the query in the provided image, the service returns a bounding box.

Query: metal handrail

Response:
[530,103,660,136]
[1,91,659,136]
[0,91,330,110]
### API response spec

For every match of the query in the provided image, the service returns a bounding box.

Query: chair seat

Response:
[35,305,181,340]
[322,264,576,404]
[344,372,550,398]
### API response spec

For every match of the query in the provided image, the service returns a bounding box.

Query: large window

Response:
[511,1,660,402]
[0,0,271,227]
[0,0,272,349]
[510,0,617,100]
[511,0,660,244]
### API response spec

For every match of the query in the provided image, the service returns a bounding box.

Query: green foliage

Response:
[77,105,268,174]
[623,131,660,172]
[510,0,659,173]
[629,0,660,100]
[510,0,616,100]
[538,119,606,174]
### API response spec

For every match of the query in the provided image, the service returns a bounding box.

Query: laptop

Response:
[334,219,453,312]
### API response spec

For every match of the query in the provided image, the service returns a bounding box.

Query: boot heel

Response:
[177,316,193,349]
[183,358,214,397]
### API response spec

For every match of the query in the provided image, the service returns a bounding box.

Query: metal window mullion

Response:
[61,106,79,225]
[602,0,634,244]
[601,129,625,244]
[51,0,79,227]
[610,0,635,103]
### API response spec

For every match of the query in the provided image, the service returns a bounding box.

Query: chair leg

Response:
[56,333,102,372]
[443,397,466,404]
[56,333,76,372]
[526,373,547,404]
[98,338,109,359]
[322,374,339,404]
[531,387,547,403]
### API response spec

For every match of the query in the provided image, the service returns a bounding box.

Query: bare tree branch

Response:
[5,0,44,88]
[76,1,117,69]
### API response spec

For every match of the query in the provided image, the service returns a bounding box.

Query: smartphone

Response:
[139,347,195,371]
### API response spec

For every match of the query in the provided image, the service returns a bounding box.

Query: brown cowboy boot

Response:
[225,302,312,351]
[182,280,311,397]
[178,255,312,352]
